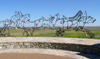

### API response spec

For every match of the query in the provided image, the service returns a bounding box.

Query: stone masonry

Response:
[0,42,100,56]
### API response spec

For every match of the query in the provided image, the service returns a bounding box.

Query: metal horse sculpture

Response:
[0,11,30,36]
[0,10,96,38]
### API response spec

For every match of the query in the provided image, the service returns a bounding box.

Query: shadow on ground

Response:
[93,44,100,46]
[76,53,100,59]
[76,43,100,59]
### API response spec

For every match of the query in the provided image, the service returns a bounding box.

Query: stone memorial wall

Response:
[0,42,100,56]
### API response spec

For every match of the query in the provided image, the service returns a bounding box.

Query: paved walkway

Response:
[0,37,100,45]
[0,49,100,59]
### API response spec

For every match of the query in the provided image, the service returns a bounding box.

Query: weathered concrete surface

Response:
[0,37,100,45]
[0,49,100,59]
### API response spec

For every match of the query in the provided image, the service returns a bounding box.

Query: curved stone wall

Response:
[0,42,100,56]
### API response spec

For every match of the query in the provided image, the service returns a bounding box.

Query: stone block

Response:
[76,44,80,52]
[62,43,68,50]
[98,46,100,56]
[18,42,26,48]
[2,42,8,49]
[92,45,98,48]
[91,48,98,55]
[70,44,76,51]
[39,44,45,48]
[14,42,21,49]
[50,43,57,49]
[86,48,92,54]
[23,42,30,48]
[80,48,86,53]
[98,46,100,55]
[0,43,3,46]
[7,42,15,49]
[65,44,70,50]
[30,42,37,48]
[86,45,92,49]
[55,43,63,49]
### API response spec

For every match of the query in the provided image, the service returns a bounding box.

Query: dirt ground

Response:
[0,53,74,59]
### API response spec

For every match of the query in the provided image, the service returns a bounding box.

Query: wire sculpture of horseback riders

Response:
[0,10,96,38]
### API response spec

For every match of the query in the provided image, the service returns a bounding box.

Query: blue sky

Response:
[0,0,100,27]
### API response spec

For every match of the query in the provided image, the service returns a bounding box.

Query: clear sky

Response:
[0,0,100,27]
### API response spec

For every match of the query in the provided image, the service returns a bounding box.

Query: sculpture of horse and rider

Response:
[0,10,96,38]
